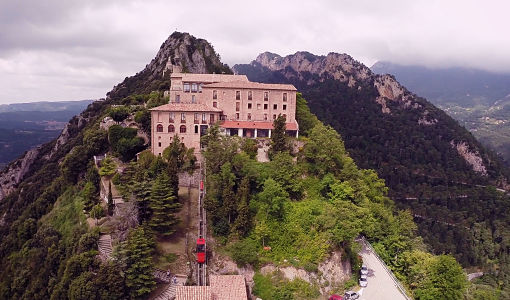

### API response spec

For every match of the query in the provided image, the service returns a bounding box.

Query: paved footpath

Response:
[358,244,408,300]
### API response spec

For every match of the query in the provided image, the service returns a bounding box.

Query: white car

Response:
[360,265,368,275]
[359,274,368,287]
[344,291,360,300]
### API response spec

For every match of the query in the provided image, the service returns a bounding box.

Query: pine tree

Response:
[221,163,236,224]
[149,173,181,236]
[269,114,290,159]
[107,181,114,215]
[99,157,116,177]
[132,179,152,223]
[233,177,251,236]
[124,226,155,299]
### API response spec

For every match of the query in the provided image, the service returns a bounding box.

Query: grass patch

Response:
[253,271,320,300]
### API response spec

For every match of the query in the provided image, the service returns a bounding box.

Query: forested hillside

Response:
[235,52,510,296]
[0,31,497,299]
[372,62,510,164]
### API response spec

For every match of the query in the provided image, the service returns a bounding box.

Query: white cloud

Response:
[1,0,510,103]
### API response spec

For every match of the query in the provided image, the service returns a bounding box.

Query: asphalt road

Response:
[358,243,408,300]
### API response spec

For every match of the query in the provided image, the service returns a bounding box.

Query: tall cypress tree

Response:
[124,226,155,299]
[233,177,251,236]
[132,179,152,223]
[269,114,290,159]
[107,181,114,216]
[149,173,181,236]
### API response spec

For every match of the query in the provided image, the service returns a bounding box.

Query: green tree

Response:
[241,138,258,159]
[149,173,181,235]
[134,109,151,134]
[132,178,152,223]
[124,226,155,299]
[258,178,289,220]
[295,93,319,136]
[269,115,290,159]
[107,181,114,216]
[221,163,236,224]
[233,177,251,237]
[99,157,116,177]
[68,271,96,300]
[109,106,130,123]
[82,181,98,211]
[90,204,104,226]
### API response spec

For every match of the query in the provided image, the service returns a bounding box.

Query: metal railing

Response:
[360,236,413,300]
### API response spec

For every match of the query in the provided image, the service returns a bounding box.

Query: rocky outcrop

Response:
[259,251,351,295]
[0,147,40,201]
[107,32,232,100]
[451,141,488,176]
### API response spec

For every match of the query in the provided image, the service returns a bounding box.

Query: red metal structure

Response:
[200,180,204,190]
[196,238,206,263]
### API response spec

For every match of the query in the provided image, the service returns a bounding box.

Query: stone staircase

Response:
[98,234,113,261]
[153,283,177,300]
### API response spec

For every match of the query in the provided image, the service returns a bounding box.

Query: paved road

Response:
[358,243,408,300]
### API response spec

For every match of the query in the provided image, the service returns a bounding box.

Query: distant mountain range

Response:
[372,62,510,163]
[0,100,94,169]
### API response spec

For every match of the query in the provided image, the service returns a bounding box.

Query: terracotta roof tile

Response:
[150,103,222,112]
[175,286,211,300]
[221,120,299,131]
[203,81,296,91]
[171,73,249,83]
[210,275,247,300]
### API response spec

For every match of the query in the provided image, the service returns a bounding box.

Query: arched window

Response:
[157,124,163,132]
[180,125,186,133]
[168,125,175,133]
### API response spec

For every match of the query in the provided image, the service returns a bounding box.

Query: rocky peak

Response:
[107,32,231,100]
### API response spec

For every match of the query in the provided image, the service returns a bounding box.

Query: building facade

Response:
[150,72,298,157]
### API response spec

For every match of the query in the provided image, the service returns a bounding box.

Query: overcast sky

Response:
[1,0,509,104]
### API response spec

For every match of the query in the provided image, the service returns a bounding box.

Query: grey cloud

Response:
[1,0,510,104]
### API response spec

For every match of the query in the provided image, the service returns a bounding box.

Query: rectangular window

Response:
[191,83,198,92]
[273,114,276,120]
[257,103,261,110]
[236,113,240,120]
[192,95,196,103]
[175,94,180,103]
[236,102,240,111]
[194,113,199,124]
[247,113,251,120]
[264,113,268,121]
[195,125,199,134]
[202,113,207,123]
[283,93,287,102]
[213,101,217,108]
[248,91,252,100]
[184,83,190,92]
[181,113,186,122]
[158,142,161,147]
[264,92,268,101]
[283,104,287,110]
[264,103,268,110]
[210,114,215,123]
[236,91,241,100]
[248,103,252,109]
[199,83,203,93]
[213,90,217,99]
[169,112,175,123]
[273,104,278,110]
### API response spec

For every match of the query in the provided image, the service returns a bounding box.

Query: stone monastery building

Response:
[150,70,299,156]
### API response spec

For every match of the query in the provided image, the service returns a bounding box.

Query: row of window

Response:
[236,102,287,111]
[174,94,197,103]
[183,82,203,93]
[167,112,216,123]
[235,113,287,121]
[213,90,288,102]
[156,124,208,135]
[157,124,187,133]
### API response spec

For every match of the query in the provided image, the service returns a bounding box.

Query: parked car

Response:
[344,291,359,300]
[328,294,343,300]
[360,264,368,275]
[359,274,368,287]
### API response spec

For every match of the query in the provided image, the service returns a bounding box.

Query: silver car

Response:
[360,265,368,275]
[344,291,359,300]
[359,274,368,287]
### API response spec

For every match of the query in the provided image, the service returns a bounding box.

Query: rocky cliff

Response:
[107,32,232,100]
